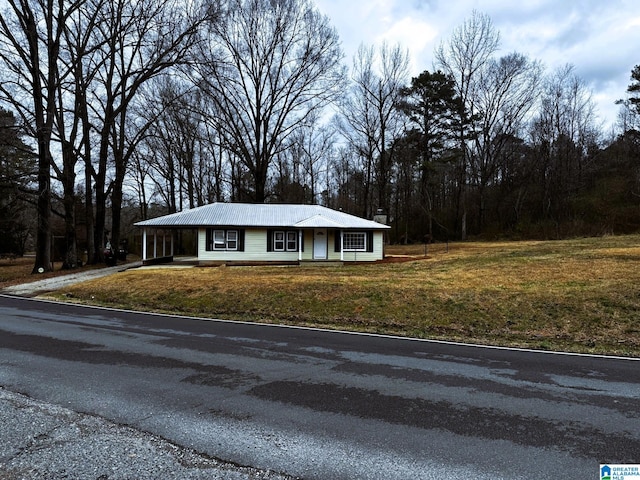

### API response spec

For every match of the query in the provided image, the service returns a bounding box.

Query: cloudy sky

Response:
[313,0,640,132]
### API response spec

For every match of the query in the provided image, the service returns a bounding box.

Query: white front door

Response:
[313,229,327,259]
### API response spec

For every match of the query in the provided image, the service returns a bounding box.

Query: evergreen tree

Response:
[629,65,640,115]
[0,108,36,255]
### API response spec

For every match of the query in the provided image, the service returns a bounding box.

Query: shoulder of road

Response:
[0,387,291,479]
[0,265,294,479]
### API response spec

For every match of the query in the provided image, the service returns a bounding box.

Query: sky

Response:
[313,0,640,133]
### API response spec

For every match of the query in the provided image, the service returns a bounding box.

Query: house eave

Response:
[134,203,390,230]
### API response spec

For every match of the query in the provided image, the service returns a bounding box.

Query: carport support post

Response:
[142,228,147,261]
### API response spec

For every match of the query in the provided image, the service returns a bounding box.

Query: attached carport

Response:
[140,227,175,265]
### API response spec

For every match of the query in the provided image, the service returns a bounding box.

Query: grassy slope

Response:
[30,235,640,356]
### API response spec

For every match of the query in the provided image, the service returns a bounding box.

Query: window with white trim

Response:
[272,230,298,252]
[286,231,297,251]
[343,232,366,251]
[274,231,285,251]
[206,229,240,251]
[226,230,238,250]
[213,230,226,250]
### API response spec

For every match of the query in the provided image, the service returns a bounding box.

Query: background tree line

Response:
[0,2,639,273]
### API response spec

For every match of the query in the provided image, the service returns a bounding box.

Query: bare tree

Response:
[0,0,85,272]
[286,114,335,204]
[86,0,206,261]
[336,46,379,217]
[435,9,500,239]
[136,79,199,213]
[197,117,229,204]
[330,145,368,215]
[615,98,640,135]
[338,42,409,217]
[529,64,599,226]
[51,0,108,269]
[470,52,543,229]
[196,0,345,203]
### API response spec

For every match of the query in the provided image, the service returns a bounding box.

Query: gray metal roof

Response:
[135,203,390,230]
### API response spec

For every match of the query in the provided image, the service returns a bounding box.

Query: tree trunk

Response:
[110,152,127,263]
[32,142,52,273]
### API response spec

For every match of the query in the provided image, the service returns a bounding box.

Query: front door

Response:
[313,229,327,259]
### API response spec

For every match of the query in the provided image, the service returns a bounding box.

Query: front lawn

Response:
[45,235,640,357]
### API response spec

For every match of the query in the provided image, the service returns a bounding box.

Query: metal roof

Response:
[135,203,390,230]
[293,214,345,229]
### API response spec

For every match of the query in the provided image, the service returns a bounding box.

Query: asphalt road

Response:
[0,294,639,479]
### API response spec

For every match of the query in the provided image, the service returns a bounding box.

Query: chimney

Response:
[373,208,387,225]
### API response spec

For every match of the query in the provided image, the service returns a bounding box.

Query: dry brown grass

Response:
[36,235,640,356]
[0,257,77,287]
[0,256,112,288]
[0,256,33,285]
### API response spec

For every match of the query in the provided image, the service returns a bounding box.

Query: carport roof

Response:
[135,203,390,230]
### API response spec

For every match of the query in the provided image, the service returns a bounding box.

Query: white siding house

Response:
[135,203,389,264]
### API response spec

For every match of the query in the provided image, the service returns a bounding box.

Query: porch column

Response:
[162,232,167,257]
[142,228,147,261]
[340,230,344,262]
[153,231,157,258]
[298,230,302,261]
[170,232,174,256]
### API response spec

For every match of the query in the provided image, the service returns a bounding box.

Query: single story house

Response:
[135,202,390,264]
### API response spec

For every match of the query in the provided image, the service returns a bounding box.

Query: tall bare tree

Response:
[51,0,108,269]
[338,42,409,217]
[470,52,542,229]
[87,0,206,261]
[286,114,334,204]
[529,64,599,226]
[0,0,84,272]
[196,0,345,203]
[435,9,500,239]
[135,79,205,213]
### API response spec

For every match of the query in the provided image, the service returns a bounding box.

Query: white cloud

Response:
[314,0,640,129]
[374,16,438,74]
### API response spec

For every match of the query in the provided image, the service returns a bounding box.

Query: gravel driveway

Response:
[1,262,142,297]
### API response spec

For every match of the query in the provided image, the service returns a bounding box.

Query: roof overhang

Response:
[135,203,391,230]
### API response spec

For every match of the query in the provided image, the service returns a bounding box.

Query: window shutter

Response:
[266,230,273,252]
[334,230,341,252]
[205,228,212,251]
[367,231,374,252]
[238,229,245,252]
